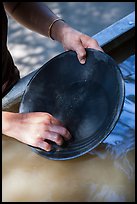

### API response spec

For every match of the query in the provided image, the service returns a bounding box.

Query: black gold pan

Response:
[19,48,125,160]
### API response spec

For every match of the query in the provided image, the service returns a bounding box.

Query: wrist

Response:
[49,19,71,42]
[2,111,22,138]
[48,18,64,40]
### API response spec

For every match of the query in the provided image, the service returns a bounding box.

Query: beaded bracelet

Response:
[48,18,64,40]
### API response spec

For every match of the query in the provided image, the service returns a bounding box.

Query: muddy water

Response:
[2,55,135,202]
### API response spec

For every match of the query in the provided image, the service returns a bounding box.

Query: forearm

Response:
[3,2,69,41]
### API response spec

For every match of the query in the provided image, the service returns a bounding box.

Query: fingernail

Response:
[65,133,72,141]
[45,144,52,151]
[80,59,86,64]
[46,147,51,151]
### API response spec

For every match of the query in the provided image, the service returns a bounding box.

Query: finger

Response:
[44,113,64,126]
[98,47,104,52]
[37,140,52,151]
[46,124,71,141]
[92,46,104,52]
[87,39,104,52]
[42,131,64,145]
[50,117,64,126]
[75,44,87,64]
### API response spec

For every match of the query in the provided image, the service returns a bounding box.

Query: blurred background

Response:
[7,2,135,77]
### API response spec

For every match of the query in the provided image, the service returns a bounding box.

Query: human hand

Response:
[2,112,71,151]
[60,27,104,64]
[52,20,104,64]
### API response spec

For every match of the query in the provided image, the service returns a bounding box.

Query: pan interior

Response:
[19,48,124,160]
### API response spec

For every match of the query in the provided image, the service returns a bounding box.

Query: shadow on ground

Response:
[7,2,135,77]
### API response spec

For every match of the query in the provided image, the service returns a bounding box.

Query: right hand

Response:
[2,112,71,151]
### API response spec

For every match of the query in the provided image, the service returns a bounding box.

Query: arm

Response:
[2,2,103,151]
[3,2,103,64]
[3,2,64,39]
